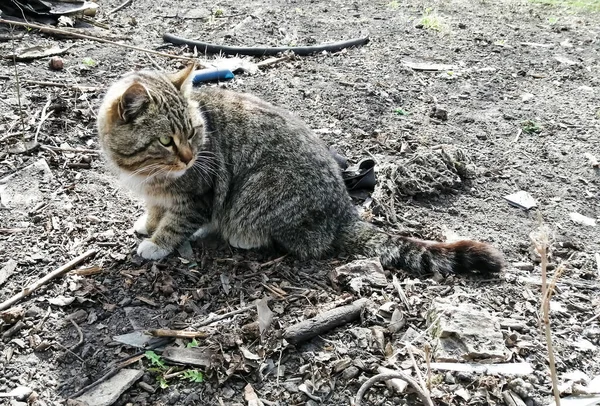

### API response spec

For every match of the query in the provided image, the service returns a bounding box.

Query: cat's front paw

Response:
[133,213,149,235]
[137,239,171,260]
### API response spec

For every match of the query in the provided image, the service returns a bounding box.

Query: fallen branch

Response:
[163,32,370,56]
[146,329,209,339]
[283,298,370,344]
[354,372,434,406]
[530,225,561,406]
[0,249,97,311]
[0,19,195,62]
[194,304,256,328]
[34,96,53,144]
[0,74,102,91]
[109,0,134,14]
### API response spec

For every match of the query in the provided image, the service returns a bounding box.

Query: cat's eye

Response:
[158,135,173,146]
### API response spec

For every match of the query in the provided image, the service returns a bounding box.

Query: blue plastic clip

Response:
[192,69,235,85]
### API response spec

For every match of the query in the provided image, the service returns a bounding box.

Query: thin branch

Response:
[0,19,195,62]
[0,250,97,311]
[354,372,434,406]
[34,96,53,144]
[9,25,25,140]
[163,32,370,56]
[108,0,133,15]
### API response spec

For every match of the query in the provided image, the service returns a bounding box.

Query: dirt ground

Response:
[1,0,600,405]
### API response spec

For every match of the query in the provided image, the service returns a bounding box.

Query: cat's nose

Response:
[179,148,194,165]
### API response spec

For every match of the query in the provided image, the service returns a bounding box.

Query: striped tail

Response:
[337,221,504,275]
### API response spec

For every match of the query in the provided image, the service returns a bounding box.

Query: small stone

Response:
[430,106,448,121]
[428,299,506,362]
[569,212,596,227]
[49,56,64,71]
[167,389,180,405]
[513,262,534,271]
[520,93,534,102]
[75,369,143,406]
[445,372,456,384]
[138,382,155,394]
[342,366,360,380]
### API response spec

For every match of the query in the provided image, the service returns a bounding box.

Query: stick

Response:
[0,250,97,311]
[354,372,434,406]
[0,74,101,91]
[109,0,133,14]
[163,33,370,56]
[283,298,369,344]
[34,96,53,144]
[0,19,195,62]
[41,145,100,154]
[146,329,209,339]
[194,304,256,328]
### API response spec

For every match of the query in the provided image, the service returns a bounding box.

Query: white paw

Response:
[137,239,171,260]
[133,213,149,235]
[228,236,261,250]
[191,224,214,241]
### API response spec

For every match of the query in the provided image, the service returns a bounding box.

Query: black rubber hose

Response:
[162,33,370,56]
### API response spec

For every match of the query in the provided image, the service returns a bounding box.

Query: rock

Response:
[554,55,577,65]
[74,369,143,406]
[0,259,18,287]
[445,372,456,384]
[520,93,534,102]
[330,258,387,293]
[342,366,360,380]
[504,191,536,210]
[138,382,155,394]
[0,159,53,211]
[569,213,596,227]
[430,105,448,121]
[162,346,214,367]
[512,262,534,271]
[428,299,506,362]
[167,389,180,405]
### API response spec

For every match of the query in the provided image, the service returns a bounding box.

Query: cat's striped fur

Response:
[97,64,503,275]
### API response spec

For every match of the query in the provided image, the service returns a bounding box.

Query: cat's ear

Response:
[117,82,150,123]
[168,62,196,91]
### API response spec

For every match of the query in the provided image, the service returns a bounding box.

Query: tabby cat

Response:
[97,64,503,275]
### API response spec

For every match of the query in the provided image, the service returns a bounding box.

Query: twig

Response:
[68,318,84,351]
[595,253,600,278]
[0,75,101,91]
[0,249,97,311]
[531,225,561,406]
[354,372,434,406]
[34,96,53,144]
[407,345,427,395]
[584,311,600,325]
[194,304,256,328]
[0,19,195,62]
[163,32,370,56]
[256,55,294,69]
[108,0,133,15]
[259,254,287,268]
[424,343,432,391]
[41,145,100,154]
[146,329,209,339]
[392,275,411,310]
[68,353,145,399]
[283,298,370,344]
[9,25,25,140]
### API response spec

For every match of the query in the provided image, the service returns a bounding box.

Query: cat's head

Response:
[97,63,203,180]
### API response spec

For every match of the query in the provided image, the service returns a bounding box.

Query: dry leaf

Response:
[256,297,273,336]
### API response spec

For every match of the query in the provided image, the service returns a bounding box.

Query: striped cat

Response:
[97,64,503,275]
